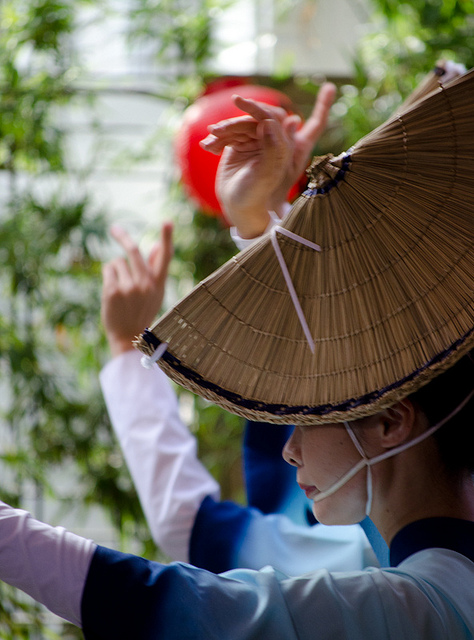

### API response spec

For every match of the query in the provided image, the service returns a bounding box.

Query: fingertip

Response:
[320,82,337,102]
[109,224,122,238]
[109,224,132,248]
[200,135,214,148]
[200,134,222,154]
[233,94,253,109]
[161,221,174,246]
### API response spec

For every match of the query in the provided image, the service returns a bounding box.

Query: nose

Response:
[283,427,302,467]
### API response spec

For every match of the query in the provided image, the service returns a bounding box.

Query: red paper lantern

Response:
[175,80,299,220]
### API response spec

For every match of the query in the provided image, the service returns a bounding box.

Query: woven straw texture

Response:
[136,69,474,425]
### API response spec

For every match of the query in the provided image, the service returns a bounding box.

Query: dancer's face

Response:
[283,423,369,525]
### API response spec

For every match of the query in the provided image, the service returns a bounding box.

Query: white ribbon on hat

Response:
[269,219,321,354]
[141,341,168,369]
[139,211,321,368]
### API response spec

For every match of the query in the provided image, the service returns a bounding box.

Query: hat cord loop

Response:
[140,341,168,369]
[270,225,321,354]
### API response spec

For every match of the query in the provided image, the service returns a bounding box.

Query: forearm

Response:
[0,500,95,627]
[100,350,220,561]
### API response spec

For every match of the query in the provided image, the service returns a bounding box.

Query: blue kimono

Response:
[81,517,474,639]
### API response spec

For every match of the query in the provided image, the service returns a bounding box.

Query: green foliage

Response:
[123,0,236,102]
[126,0,231,71]
[174,210,237,283]
[0,0,78,174]
[0,1,156,637]
[0,584,41,639]
[328,0,474,150]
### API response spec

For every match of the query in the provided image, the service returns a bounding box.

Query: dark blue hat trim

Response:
[302,152,352,196]
[140,325,473,418]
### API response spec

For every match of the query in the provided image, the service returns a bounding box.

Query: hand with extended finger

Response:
[101,223,173,357]
[201,100,293,237]
[200,83,336,239]
[270,82,336,213]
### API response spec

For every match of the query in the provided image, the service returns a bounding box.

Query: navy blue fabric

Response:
[189,495,253,573]
[82,546,281,640]
[243,421,295,513]
[390,517,474,567]
[81,546,169,639]
[81,545,295,640]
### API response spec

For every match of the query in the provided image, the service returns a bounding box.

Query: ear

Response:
[377,399,417,450]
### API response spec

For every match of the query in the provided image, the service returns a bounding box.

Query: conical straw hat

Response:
[136,69,474,425]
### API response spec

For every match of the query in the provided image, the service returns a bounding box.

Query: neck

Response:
[370,456,474,545]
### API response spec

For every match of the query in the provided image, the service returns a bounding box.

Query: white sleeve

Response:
[99,350,220,562]
[230,203,293,251]
[0,500,95,627]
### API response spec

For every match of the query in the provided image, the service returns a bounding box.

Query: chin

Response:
[312,502,365,526]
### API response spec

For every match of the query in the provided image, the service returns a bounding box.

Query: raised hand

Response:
[200,83,336,238]
[101,222,173,356]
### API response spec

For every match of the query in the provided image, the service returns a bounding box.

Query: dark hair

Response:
[408,350,474,475]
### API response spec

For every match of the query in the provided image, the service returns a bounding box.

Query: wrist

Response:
[268,190,292,218]
[222,205,271,239]
[265,202,292,225]
[107,335,136,358]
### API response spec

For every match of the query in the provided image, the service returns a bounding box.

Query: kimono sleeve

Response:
[81,546,299,640]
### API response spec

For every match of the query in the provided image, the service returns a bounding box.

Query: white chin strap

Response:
[344,423,373,516]
[310,390,474,517]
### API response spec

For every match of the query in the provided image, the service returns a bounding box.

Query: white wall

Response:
[211,0,370,77]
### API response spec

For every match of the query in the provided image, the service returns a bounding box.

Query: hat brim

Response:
[137,69,474,425]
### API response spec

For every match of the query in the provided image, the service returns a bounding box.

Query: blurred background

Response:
[0,0,473,636]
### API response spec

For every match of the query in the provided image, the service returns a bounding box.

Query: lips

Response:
[298,483,319,500]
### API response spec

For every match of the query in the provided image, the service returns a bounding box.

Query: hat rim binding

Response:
[140,328,474,425]
[136,67,474,425]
